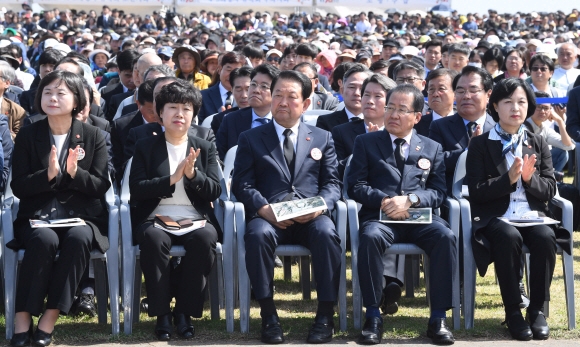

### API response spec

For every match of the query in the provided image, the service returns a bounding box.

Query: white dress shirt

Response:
[273,119,299,153]
[389,132,413,160]
[251,109,272,128]
[344,107,363,121]
[552,67,580,92]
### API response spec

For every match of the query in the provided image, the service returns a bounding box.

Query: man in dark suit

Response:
[216,64,279,160]
[565,85,580,142]
[232,70,342,344]
[97,6,115,29]
[210,66,252,134]
[293,63,339,111]
[348,84,456,345]
[429,66,495,194]
[198,83,223,124]
[101,50,137,111]
[316,64,370,132]
[414,68,457,137]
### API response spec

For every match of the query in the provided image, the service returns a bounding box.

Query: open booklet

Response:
[154,219,206,236]
[499,211,559,227]
[30,218,87,228]
[270,196,328,222]
[380,208,432,224]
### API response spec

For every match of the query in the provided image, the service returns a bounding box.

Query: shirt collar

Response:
[252,108,272,122]
[218,82,229,97]
[388,131,413,145]
[273,118,300,138]
[344,107,363,120]
[462,114,487,127]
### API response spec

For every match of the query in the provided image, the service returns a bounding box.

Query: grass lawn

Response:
[0,231,577,345]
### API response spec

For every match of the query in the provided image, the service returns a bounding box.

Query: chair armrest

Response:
[444,197,460,238]
[550,195,574,246]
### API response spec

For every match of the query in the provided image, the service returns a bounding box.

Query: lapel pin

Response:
[310,148,322,160]
[528,145,532,148]
[306,137,311,141]
[75,134,80,139]
[76,148,85,161]
[415,146,421,151]
[153,132,157,135]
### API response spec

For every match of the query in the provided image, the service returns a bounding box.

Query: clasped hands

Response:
[170,147,201,185]
[508,154,536,186]
[381,195,412,220]
[257,204,323,229]
[48,145,82,181]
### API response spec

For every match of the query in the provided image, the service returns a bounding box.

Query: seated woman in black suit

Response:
[9,70,110,347]
[129,81,222,341]
[466,78,570,341]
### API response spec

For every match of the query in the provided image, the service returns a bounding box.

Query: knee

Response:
[434,226,456,247]
[244,219,275,246]
[66,227,93,248]
[28,228,59,251]
[140,227,170,251]
[186,227,218,250]
[359,223,387,249]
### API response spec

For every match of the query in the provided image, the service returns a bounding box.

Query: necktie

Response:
[467,121,477,137]
[283,129,295,169]
[224,91,233,108]
[394,138,406,173]
[255,117,269,125]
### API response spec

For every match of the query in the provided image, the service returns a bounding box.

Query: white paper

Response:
[270,196,327,222]
[154,220,206,236]
[30,218,87,228]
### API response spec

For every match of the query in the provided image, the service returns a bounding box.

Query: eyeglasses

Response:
[384,106,418,116]
[536,105,552,112]
[267,57,280,63]
[455,88,484,97]
[395,76,422,84]
[158,55,171,61]
[531,66,549,72]
[249,82,271,92]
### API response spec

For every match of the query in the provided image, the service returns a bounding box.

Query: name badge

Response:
[311,148,322,160]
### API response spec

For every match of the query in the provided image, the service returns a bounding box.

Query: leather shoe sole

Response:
[426,329,455,345]
[380,283,401,315]
[306,321,334,344]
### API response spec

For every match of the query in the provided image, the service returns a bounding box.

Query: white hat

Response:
[536,45,557,60]
[486,35,500,44]
[52,43,71,54]
[88,49,111,63]
[266,49,282,58]
[44,38,59,49]
[401,45,419,57]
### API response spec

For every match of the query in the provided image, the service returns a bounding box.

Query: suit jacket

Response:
[331,118,365,179]
[429,112,495,193]
[101,82,124,110]
[18,87,36,116]
[414,111,433,137]
[129,134,222,241]
[106,90,134,121]
[318,75,332,92]
[119,103,138,118]
[4,90,21,105]
[124,122,215,164]
[0,115,13,192]
[111,111,144,182]
[566,86,580,142]
[311,92,339,111]
[210,107,239,135]
[1,97,26,140]
[347,130,447,224]
[315,108,349,132]
[97,15,115,29]
[9,118,111,253]
[216,107,253,160]
[466,131,571,276]
[232,121,342,220]
[198,83,223,124]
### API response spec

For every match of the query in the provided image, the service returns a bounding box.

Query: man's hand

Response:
[258,204,294,229]
[381,196,411,217]
[292,210,323,224]
[367,122,380,132]
[468,124,482,146]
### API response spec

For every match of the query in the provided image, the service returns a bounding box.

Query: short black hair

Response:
[152,76,178,92]
[229,66,252,87]
[425,68,458,88]
[369,60,389,72]
[361,73,397,95]
[39,49,65,67]
[452,65,493,92]
[393,60,425,80]
[331,62,356,92]
[386,84,425,113]
[250,63,279,81]
[65,51,90,67]
[117,49,140,71]
[448,43,470,57]
[529,53,555,72]
[488,78,536,122]
[242,45,264,59]
[55,57,83,75]
[482,47,504,70]
[271,70,312,101]
[424,40,443,51]
[293,62,318,78]
[534,91,550,99]
[343,63,371,83]
[8,44,23,59]
[35,70,87,118]
[155,81,202,118]
[137,79,155,104]
[295,43,318,59]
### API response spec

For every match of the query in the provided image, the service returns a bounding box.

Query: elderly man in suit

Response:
[348,84,457,345]
[316,64,370,132]
[429,66,496,194]
[0,62,25,140]
[293,62,339,111]
[232,70,342,344]
[216,64,279,160]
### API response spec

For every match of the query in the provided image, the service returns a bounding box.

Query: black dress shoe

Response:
[10,320,33,347]
[380,282,401,315]
[140,298,149,314]
[359,316,383,345]
[31,328,52,347]
[526,310,549,340]
[503,312,532,341]
[426,318,455,345]
[154,313,173,341]
[261,314,284,344]
[173,313,195,339]
[74,293,97,317]
[519,282,530,309]
[306,315,334,344]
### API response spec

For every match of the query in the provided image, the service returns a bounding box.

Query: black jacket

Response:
[315,108,349,132]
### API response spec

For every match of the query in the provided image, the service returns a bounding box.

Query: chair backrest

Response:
[302,110,333,125]
[8,85,23,96]
[221,145,238,201]
[200,114,217,129]
[336,101,345,111]
[120,157,133,205]
[342,155,353,199]
[451,151,468,200]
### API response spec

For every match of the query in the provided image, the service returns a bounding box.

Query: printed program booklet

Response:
[154,219,207,236]
[30,218,87,228]
[380,208,432,224]
[499,211,559,227]
[270,196,328,222]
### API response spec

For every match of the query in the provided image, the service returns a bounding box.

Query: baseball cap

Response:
[383,38,400,48]
[157,46,174,58]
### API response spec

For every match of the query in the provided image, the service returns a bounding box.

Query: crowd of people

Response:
[0,3,578,347]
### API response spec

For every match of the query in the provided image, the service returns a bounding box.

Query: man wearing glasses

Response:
[157,46,175,70]
[348,84,457,345]
[216,64,279,160]
[429,66,495,194]
[392,60,429,114]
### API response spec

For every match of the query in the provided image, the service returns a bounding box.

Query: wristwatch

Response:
[408,193,420,207]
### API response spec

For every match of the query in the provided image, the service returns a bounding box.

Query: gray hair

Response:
[144,64,175,80]
[0,61,16,83]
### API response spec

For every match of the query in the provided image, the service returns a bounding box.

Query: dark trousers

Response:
[358,216,457,310]
[481,219,557,310]
[245,215,341,302]
[137,222,218,318]
[15,225,93,316]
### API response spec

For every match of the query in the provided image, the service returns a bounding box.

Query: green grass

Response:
[0,232,578,345]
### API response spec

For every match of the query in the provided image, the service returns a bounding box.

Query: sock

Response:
[258,298,277,319]
[316,301,334,319]
[429,309,446,324]
[365,306,382,320]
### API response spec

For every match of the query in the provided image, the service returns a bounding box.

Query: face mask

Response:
[468,62,482,68]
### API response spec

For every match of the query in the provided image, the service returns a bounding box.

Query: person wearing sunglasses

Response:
[157,46,175,70]
[265,49,282,68]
